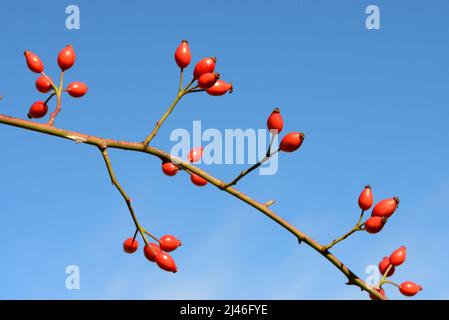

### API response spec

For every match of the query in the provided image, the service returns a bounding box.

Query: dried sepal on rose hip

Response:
[27,101,48,119]
[57,45,76,71]
[399,281,422,297]
[267,107,284,134]
[123,238,139,254]
[24,50,44,73]
[159,235,182,252]
[358,185,373,211]
[174,40,191,69]
[279,132,305,152]
[67,82,88,98]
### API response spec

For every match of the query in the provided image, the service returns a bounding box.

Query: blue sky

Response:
[0,0,448,299]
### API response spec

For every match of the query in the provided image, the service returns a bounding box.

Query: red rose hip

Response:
[358,185,373,210]
[144,243,162,262]
[191,173,207,186]
[174,40,191,69]
[159,235,182,252]
[371,197,399,218]
[155,252,178,273]
[206,80,233,96]
[378,256,395,277]
[28,101,48,119]
[369,287,385,300]
[57,45,76,71]
[67,82,88,97]
[198,72,219,89]
[35,76,53,93]
[193,57,216,79]
[188,146,204,163]
[364,216,385,234]
[389,246,406,266]
[162,162,179,176]
[279,132,305,152]
[123,238,138,253]
[399,281,422,297]
[267,108,284,134]
[24,50,44,73]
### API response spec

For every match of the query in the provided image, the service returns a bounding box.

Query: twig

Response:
[99,146,149,247]
[324,210,366,250]
[0,113,386,300]
[223,150,279,189]
[142,92,183,147]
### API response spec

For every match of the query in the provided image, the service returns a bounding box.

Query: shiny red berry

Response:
[57,45,76,71]
[155,252,178,273]
[24,50,44,73]
[369,287,385,300]
[35,76,53,93]
[193,57,216,79]
[267,108,284,134]
[27,101,48,119]
[123,238,138,254]
[159,235,182,252]
[174,40,191,69]
[188,146,204,163]
[67,82,88,97]
[143,243,162,262]
[378,256,395,277]
[389,246,406,266]
[198,72,219,89]
[358,185,374,210]
[364,216,385,234]
[191,173,207,186]
[399,281,422,297]
[206,80,233,96]
[162,162,179,176]
[279,132,305,152]
[371,197,399,218]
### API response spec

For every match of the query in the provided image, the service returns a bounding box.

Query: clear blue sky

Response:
[0,0,448,299]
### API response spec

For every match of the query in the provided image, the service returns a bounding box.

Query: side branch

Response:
[0,113,386,300]
[99,146,156,244]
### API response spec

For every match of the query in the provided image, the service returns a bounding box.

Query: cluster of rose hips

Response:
[123,234,181,273]
[370,246,423,299]
[266,108,305,152]
[24,45,88,122]
[174,40,233,95]
[161,146,207,186]
[356,186,422,299]
[358,185,399,233]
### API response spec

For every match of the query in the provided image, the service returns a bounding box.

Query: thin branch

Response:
[99,146,150,247]
[223,150,279,188]
[142,92,183,147]
[0,113,386,300]
[47,71,64,126]
[324,210,366,250]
